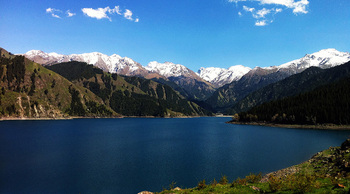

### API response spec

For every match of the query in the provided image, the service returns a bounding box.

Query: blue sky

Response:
[0,0,349,71]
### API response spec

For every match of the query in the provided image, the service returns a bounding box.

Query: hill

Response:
[205,49,350,113]
[46,61,211,117]
[0,48,116,118]
[205,67,290,112]
[228,61,350,114]
[234,76,350,125]
[24,51,216,101]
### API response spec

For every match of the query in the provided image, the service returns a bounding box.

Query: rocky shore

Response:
[227,121,350,130]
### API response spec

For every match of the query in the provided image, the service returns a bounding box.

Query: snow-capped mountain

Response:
[199,48,350,88]
[197,65,252,87]
[270,48,350,73]
[23,50,216,100]
[206,48,350,112]
[145,61,199,78]
[23,48,350,101]
[24,50,148,77]
[145,61,216,100]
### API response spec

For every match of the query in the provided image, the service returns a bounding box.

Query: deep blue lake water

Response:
[1,117,350,193]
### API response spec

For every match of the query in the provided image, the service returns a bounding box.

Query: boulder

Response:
[341,139,350,150]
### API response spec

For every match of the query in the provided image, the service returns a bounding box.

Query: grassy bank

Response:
[155,139,350,193]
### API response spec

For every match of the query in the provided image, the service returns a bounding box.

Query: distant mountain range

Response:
[205,49,350,112]
[18,47,350,118]
[0,47,211,119]
[228,60,350,114]
[235,61,350,125]
[24,50,215,100]
[24,48,350,87]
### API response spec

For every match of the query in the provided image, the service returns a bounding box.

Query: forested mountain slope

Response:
[47,61,211,117]
[0,48,115,118]
[228,61,350,114]
[236,76,350,125]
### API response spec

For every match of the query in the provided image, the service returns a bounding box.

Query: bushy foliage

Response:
[245,173,262,184]
[197,179,206,190]
[46,61,103,81]
[238,77,350,125]
[219,175,228,185]
[67,86,86,116]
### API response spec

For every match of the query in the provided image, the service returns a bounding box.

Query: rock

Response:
[138,191,153,194]
[341,139,350,150]
[173,187,181,191]
[250,186,260,191]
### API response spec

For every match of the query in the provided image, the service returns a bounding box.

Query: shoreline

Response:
[227,121,350,130]
[0,116,122,121]
[0,115,208,121]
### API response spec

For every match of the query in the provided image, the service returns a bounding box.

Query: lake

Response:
[1,117,350,193]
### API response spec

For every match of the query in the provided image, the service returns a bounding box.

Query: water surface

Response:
[1,117,350,193]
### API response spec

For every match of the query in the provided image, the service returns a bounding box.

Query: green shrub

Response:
[219,175,228,185]
[268,174,282,192]
[197,179,206,190]
[235,177,247,186]
[286,173,315,193]
[211,178,218,186]
[245,173,262,183]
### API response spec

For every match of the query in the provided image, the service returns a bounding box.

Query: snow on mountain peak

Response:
[198,65,251,87]
[278,49,350,71]
[23,50,143,75]
[25,50,44,55]
[22,48,350,89]
[145,61,192,77]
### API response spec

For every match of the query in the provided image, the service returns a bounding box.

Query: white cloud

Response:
[259,0,294,7]
[66,10,76,17]
[46,5,139,22]
[230,0,308,26]
[46,7,62,18]
[109,6,122,15]
[52,14,61,19]
[82,7,112,21]
[243,6,255,12]
[254,8,271,18]
[275,8,283,13]
[255,20,267,26]
[229,0,247,3]
[292,0,309,14]
[81,6,138,22]
[124,9,133,20]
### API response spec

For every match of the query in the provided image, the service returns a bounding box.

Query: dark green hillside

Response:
[228,61,350,114]
[151,77,190,99]
[236,77,350,125]
[205,68,291,113]
[167,76,216,101]
[0,47,116,118]
[47,61,211,117]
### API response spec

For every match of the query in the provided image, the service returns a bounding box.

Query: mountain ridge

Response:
[46,61,212,117]
[0,47,117,119]
[228,61,350,114]
[23,48,350,87]
[206,48,350,112]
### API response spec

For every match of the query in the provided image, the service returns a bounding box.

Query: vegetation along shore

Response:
[145,138,350,193]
